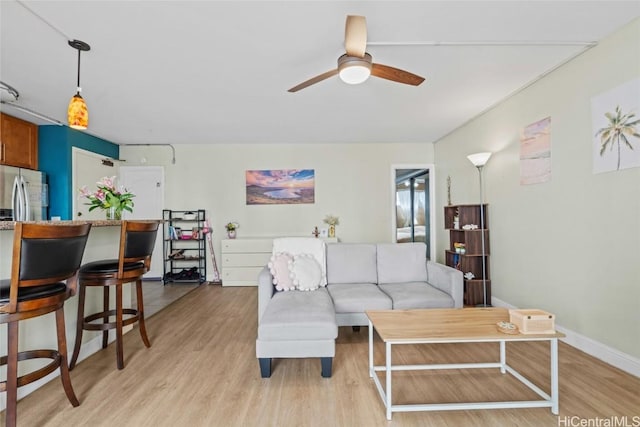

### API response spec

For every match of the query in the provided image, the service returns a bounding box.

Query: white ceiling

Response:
[1,1,639,145]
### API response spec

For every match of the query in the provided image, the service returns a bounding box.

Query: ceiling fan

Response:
[288,15,425,93]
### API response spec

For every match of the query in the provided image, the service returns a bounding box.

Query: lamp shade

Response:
[67,39,91,130]
[68,93,88,130]
[467,152,492,167]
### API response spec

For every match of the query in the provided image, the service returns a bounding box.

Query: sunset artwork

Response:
[245,169,315,205]
[520,116,551,185]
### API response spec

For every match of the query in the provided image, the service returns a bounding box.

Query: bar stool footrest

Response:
[0,349,61,390]
[83,308,140,331]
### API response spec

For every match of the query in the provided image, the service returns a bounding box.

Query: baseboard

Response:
[491,297,640,378]
[0,326,132,412]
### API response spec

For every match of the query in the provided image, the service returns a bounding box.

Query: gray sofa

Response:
[256,241,463,378]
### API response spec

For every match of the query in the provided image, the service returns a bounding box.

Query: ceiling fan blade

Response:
[288,69,339,92]
[344,15,367,58]
[371,63,425,86]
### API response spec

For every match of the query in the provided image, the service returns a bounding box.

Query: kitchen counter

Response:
[0,218,162,230]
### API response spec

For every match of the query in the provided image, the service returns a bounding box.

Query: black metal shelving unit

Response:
[163,209,207,284]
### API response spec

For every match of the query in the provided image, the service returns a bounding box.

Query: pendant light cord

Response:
[77,48,81,90]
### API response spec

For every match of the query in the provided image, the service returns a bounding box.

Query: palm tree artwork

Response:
[595,105,640,170]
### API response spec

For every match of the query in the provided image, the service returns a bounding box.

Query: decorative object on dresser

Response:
[444,204,490,306]
[163,210,207,283]
[225,221,239,239]
[323,214,339,238]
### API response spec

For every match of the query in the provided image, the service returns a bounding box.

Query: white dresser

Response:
[220,237,338,286]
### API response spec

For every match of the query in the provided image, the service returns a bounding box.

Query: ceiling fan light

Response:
[339,64,371,85]
[338,53,372,85]
[68,92,88,130]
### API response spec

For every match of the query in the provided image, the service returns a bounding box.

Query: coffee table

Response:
[366,308,564,420]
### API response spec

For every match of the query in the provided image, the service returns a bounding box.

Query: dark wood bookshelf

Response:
[444,204,490,306]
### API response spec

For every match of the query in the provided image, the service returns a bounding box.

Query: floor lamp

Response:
[467,152,492,307]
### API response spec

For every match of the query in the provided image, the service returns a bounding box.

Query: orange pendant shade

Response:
[68,93,88,130]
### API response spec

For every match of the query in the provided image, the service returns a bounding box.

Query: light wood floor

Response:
[134,280,199,318]
[3,285,639,426]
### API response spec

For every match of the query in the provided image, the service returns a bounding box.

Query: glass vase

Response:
[328,225,335,238]
[106,207,122,220]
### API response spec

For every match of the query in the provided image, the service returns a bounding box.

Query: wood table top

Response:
[366,308,565,343]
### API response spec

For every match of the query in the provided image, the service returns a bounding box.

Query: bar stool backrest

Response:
[2,222,92,314]
[118,221,159,276]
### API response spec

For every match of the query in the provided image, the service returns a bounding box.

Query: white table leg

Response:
[500,340,506,374]
[368,320,373,378]
[386,342,392,420]
[551,338,559,414]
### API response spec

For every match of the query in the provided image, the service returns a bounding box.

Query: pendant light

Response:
[67,39,91,130]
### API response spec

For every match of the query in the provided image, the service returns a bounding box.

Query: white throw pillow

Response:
[272,238,327,286]
[268,252,295,291]
[288,254,323,291]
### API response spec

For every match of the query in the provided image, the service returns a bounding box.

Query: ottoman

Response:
[256,288,338,377]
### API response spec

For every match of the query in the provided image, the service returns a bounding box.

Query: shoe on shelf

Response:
[169,249,185,259]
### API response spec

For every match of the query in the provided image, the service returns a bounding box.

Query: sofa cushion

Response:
[289,254,323,291]
[377,243,428,284]
[326,243,377,285]
[268,252,295,291]
[273,237,327,285]
[379,282,454,309]
[327,283,392,313]
[258,288,337,341]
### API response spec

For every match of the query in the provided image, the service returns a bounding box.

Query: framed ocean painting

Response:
[245,169,315,205]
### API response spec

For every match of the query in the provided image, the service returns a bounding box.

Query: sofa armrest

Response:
[258,266,275,323]
[426,261,464,308]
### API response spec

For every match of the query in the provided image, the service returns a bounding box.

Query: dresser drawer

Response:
[221,253,271,267]
[221,267,263,286]
[221,238,273,253]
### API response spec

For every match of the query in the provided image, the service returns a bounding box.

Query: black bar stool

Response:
[0,222,92,427]
[69,221,159,370]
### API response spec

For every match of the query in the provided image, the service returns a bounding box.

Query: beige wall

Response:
[434,19,640,358]
[120,141,434,261]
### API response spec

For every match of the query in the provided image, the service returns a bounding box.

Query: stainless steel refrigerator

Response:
[0,165,48,221]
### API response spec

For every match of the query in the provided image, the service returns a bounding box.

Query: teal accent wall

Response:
[38,126,119,220]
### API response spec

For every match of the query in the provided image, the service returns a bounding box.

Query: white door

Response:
[72,147,119,220]
[119,166,165,279]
